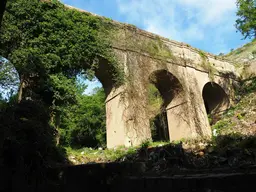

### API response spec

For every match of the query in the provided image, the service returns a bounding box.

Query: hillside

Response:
[225,40,256,78]
[212,78,256,136]
[215,39,256,136]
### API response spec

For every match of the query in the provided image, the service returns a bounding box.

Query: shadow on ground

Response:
[39,134,256,192]
[1,101,256,191]
[0,100,70,192]
[115,134,256,175]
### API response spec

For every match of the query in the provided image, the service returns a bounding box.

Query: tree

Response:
[236,0,256,39]
[0,0,119,149]
[58,81,106,148]
[0,0,116,106]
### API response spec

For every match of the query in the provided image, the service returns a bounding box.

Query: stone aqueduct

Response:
[68,6,239,149]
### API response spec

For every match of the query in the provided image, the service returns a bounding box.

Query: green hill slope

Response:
[212,40,256,136]
[212,78,256,136]
[225,40,256,78]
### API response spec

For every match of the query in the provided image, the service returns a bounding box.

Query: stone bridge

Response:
[68,6,239,149]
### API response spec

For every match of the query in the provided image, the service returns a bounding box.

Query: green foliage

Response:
[145,39,174,59]
[58,82,106,148]
[0,0,121,107]
[207,114,213,125]
[147,83,170,141]
[238,77,256,94]
[198,50,207,59]
[66,145,138,163]
[147,83,163,113]
[198,50,216,81]
[212,120,230,135]
[244,77,256,92]
[252,49,256,57]
[236,0,256,39]
[140,140,151,149]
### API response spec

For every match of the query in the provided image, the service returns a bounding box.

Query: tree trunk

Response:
[18,77,24,103]
[55,111,61,145]
[0,0,7,28]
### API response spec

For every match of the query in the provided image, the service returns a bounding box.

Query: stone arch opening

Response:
[89,57,125,148]
[56,57,121,149]
[149,69,184,142]
[0,57,20,101]
[89,57,120,98]
[202,82,229,115]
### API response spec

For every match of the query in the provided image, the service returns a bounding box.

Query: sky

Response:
[60,0,251,94]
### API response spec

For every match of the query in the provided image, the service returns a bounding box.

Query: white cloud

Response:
[116,0,238,53]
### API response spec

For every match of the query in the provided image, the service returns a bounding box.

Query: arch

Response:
[202,82,230,115]
[149,69,187,142]
[149,70,183,106]
[0,57,20,100]
[91,57,126,148]
[92,57,120,97]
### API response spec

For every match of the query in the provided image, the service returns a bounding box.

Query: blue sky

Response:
[61,0,251,93]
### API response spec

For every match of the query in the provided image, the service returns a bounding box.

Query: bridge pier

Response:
[105,86,151,148]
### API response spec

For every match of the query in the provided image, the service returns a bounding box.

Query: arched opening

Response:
[0,57,20,102]
[202,82,229,115]
[148,70,184,142]
[61,75,106,148]
[93,58,125,148]
[58,57,121,149]
[147,83,168,141]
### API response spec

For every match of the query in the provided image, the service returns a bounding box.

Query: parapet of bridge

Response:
[66,4,240,148]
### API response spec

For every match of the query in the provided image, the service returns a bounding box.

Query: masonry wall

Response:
[63,4,239,148]
[103,23,239,148]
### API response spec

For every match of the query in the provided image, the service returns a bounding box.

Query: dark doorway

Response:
[202,82,229,115]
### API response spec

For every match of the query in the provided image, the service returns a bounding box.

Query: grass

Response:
[66,140,169,164]
[66,78,256,165]
[225,39,256,62]
[210,77,256,137]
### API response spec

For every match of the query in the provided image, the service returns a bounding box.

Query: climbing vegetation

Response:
[0,0,123,106]
[199,50,217,81]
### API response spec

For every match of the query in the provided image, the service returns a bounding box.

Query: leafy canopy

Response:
[236,0,256,39]
[0,0,120,106]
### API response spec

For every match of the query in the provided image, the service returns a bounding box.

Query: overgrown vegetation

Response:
[0,0,122,162]
[0,0,123,105]
[66,140,169,164]
[147,83,169,142]
[211,77,256,136]
[0,1,255,187]
[199,50,217,81]
[0,1,121,189]
[58,84,106,149]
